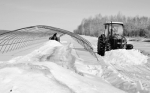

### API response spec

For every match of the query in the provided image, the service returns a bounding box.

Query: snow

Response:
[0,40,125,93]
[104,49,148,65]
[1,35,150,93]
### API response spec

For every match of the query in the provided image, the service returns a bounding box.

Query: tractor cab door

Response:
[104,24,110,37]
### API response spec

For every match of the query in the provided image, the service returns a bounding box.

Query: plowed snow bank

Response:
[101,49,150,93]
[104,49,148,65]
[76,49,150,93]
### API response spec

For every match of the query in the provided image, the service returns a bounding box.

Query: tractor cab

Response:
[104,22,124,37]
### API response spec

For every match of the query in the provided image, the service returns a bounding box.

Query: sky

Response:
[0,0,150,31]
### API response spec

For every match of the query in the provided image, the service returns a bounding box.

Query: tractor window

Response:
[104,24,123,36]
[111,24,123,35]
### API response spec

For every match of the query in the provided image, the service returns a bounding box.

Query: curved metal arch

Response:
[0,25,98,60]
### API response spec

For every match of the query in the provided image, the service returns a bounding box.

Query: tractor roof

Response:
[104,22,123,25]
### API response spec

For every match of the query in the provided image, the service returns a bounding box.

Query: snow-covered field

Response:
[0,35,150,93]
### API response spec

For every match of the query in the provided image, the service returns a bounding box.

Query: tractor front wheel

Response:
[126,44,133,49]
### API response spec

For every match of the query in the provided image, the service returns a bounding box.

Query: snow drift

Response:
[84,49,150,93]
[104,49,148,65]
[0,40,125,93]
[103,49,150,93]
[0,40,150,93]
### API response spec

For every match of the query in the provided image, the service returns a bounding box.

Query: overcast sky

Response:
[0,0,150,31]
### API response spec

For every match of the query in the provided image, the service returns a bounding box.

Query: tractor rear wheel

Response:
[97,34,106,56]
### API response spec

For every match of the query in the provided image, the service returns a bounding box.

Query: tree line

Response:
[74,13,150,38]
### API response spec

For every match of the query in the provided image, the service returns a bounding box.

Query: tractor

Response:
[97,22,133,56]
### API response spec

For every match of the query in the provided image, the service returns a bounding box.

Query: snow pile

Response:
[9,40,76,71]
[101,49,150,93]
[104,49,148,65]
[0,40,125,93]
[76,49,150,93]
